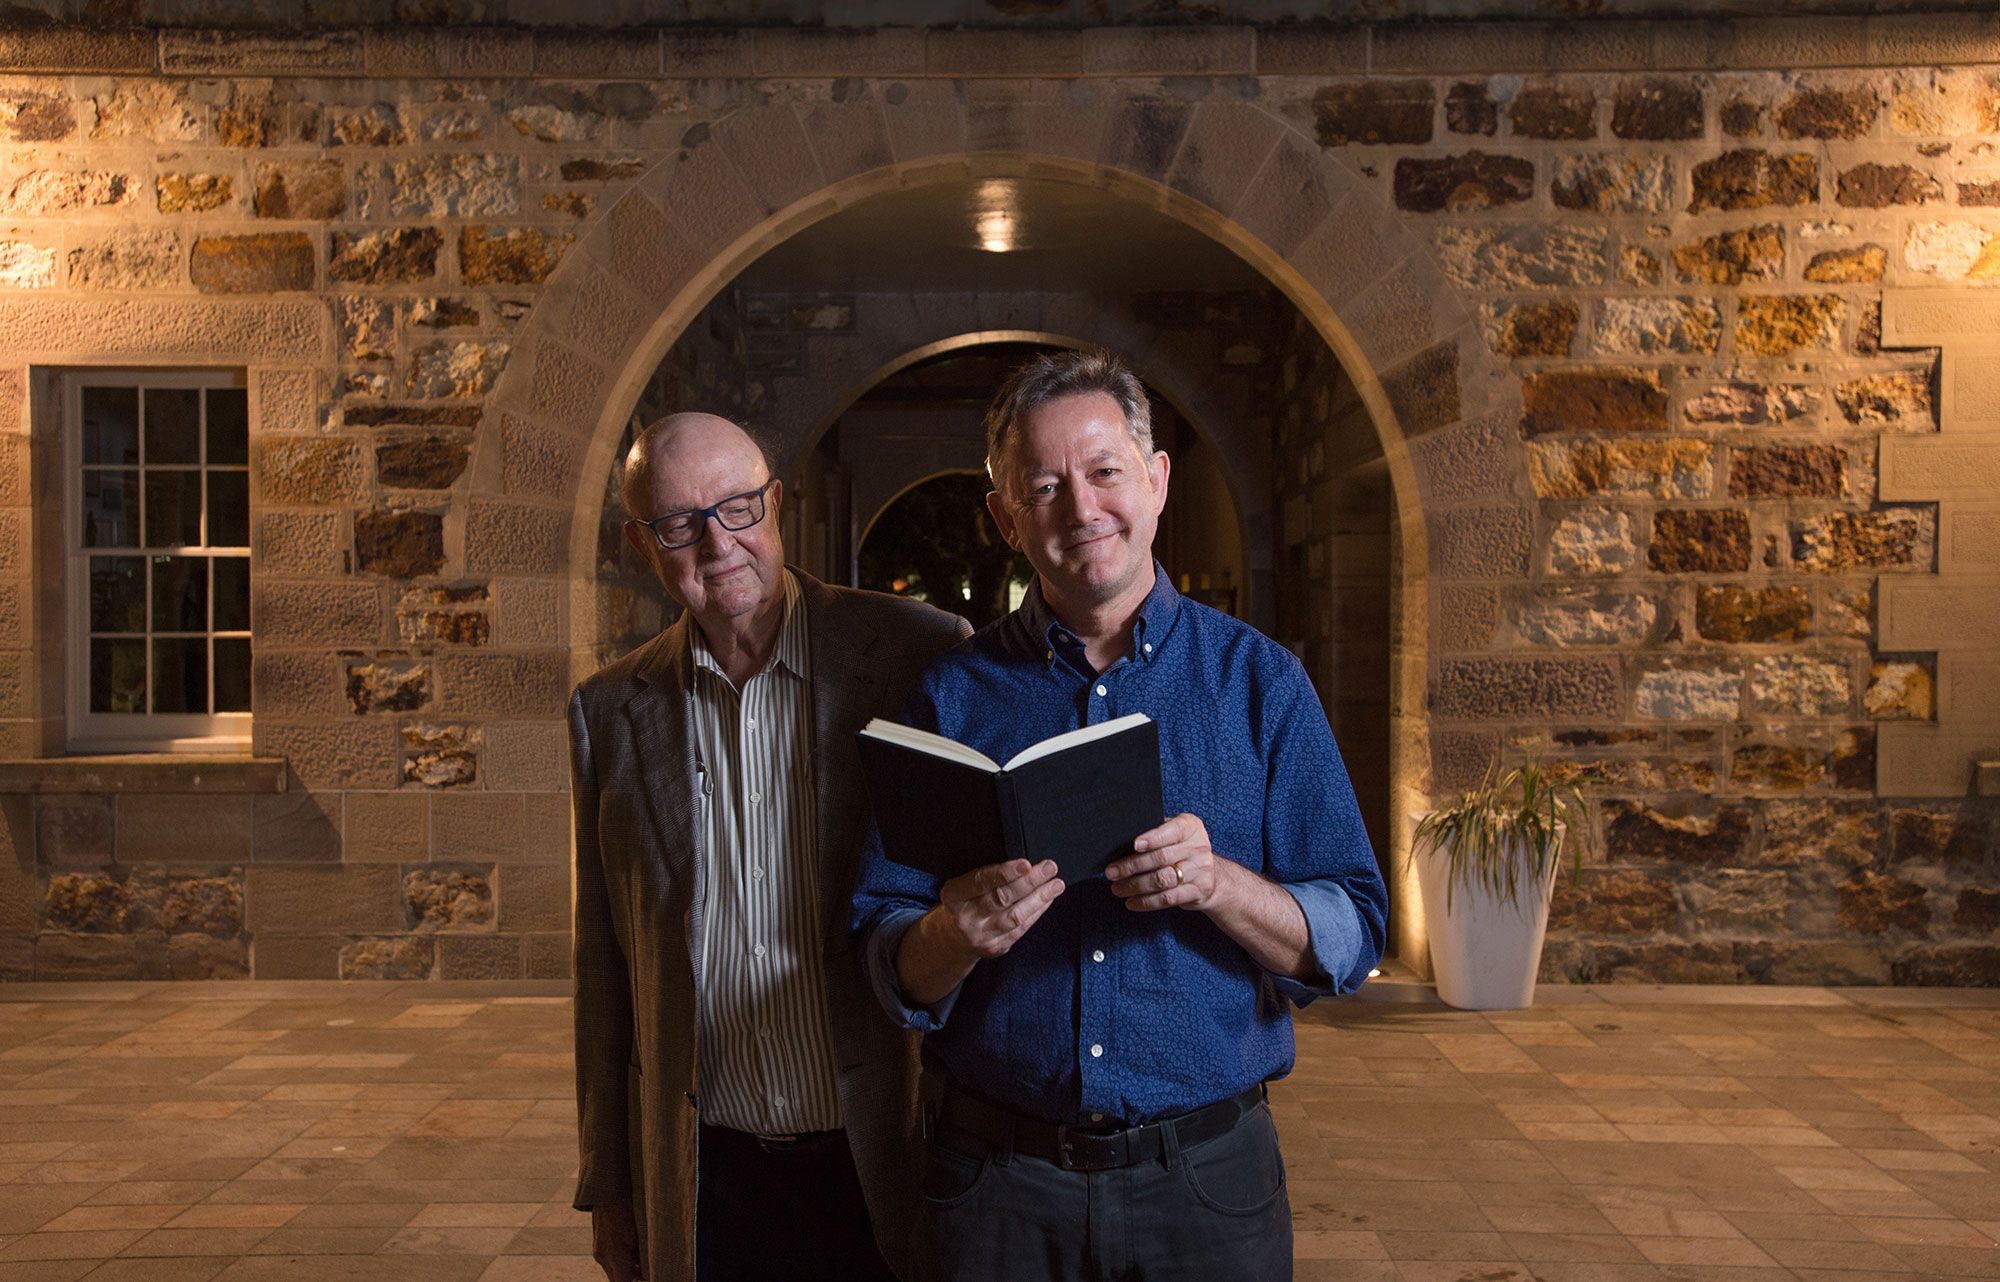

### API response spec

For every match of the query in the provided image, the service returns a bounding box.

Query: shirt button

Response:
[752,866,765,879]
[1090,1112,1104,1122]
[1094,685,1107,697]
[747,718,757,731]
[751,943,766,959]
[748,791,761,805]
[773,1094,786,1108]
[1091,949,1105,963]
[1089,1044,1104,1059]
[1143,643,1153,654]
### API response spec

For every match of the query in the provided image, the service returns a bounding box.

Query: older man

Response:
[853,350,1388,1282]
[569,412,969,1281]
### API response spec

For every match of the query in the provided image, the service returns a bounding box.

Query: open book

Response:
[857,713,1164,884]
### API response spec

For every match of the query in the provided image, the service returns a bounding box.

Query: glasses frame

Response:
[633,478,775,550]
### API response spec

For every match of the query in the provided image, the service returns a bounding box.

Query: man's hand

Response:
[896,859,1064,1005]
[1109,814,1316,980]
[591,1200,645,1282]
[1108,814,1232,912]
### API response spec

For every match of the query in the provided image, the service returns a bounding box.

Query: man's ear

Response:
[766,477,782,516]
[1148,450,1170,515]
[623,520,649,556]
[985,489,1022,551]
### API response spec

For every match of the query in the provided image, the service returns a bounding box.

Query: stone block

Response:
[1253,27,1368,76]
[526,341,603,431]
[1436,585,1496,652]
[1232,135,1350,259]
[1865,661,1934,720]
[1516,590,1658,647]
[1737,294,1844,356]
[339,935,432,980]
[1672,224,1784,285]
[498,862,568,934]
[431,792,525,863]
[1878,725,2000,798]
[404,864,494,933]
[1695,585,1809,643]
[466,501,567,576]
[524,792,572,863]
[1595,297,1722,356]
[1835,162,1942,209]
[1750,656,1851,717]
[1432,657,1620,720]
[1897,946,2000,987]
[925,29,1079,77]
[482,721,569,791]
[1761,799,1878,867]
[438,933,522,980]
[168,934,248,980]
[881,78,965,165]
[329,227,440,284]
[1312,80,1440,147]
[1633,666,1742,721]
[66,231,181,292]
[1804,245,1886,284]
[1547,507,1638,576]
[1730,444,1849,499]
[406,339,509,399]
[460,225,573,287]
[1431,505,1530,579]
[435,652,568,718]
[1583,941,1741,985]
[1551,154,1673,214]
[1649,509,1750,573]
[253,791,341,863]
[1101,93,1196,186]
[1905,221,2000,282]
[115,795,251,864]
[253,160,346,220]
[525,933,571,980]
[713,104,824,214]
[1952,885,2000,932]
[1836,869,1929,934]
[1604,799,1752,865]
[389,155,520,219]
[495,578,564,648]
[1881,434,2000,502]
[1509,85,1596,140]
[1432,224,1608,290]
[378,435,471,492]
[190,233,315,294]
[1411,412,1512,504]
[0,27,153,72]
[256,581,383,646]
[253,650,342,719]
[259,438,368,505]
[35,933,138,981]
[1611,78,1704,140]
[255,368,317,436]
[1430,728,1499,792]
[246,864,400,935]
[1690,869,1791,931]
[4,168,137,216]
[1482,300,1576,359]
[1378,341,1460,437]
[1687,149,1818,213]
[1882,289,2000,345]
[37,795,111,869]
[1942,657,2000,722]
[256,720,401,790]
[1775,83,1879,140]
[354,510,445,579]
[1445,82,1498,137]
[344,791,429,862]
[1166,95,1283,217]
[1369,21,1550,73]
[1880,578,2000,650]
[1528,439,1713,500]
[751,27,921,76]
[1392,152,1533,213]
[1793,509,1935,573]
[0,857,34,935]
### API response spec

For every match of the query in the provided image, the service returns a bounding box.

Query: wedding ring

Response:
[1171,863,1185,888]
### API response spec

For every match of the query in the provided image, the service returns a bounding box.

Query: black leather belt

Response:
[935,1082,1264,1172]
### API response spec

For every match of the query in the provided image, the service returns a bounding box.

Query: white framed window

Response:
[65,371,251,753]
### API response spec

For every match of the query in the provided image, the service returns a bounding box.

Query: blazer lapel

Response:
[801,573,883,948]
[623,617,705,973]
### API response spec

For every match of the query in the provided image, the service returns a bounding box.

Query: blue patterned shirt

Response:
[851,566,1387,1124]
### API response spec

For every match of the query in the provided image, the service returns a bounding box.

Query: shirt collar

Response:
[691,568,807,682]
[1019,561,1181,669]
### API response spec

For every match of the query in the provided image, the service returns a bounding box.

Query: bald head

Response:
[620,412,770,522]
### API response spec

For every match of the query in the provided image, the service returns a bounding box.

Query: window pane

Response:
[81,470,139,547]
[206,388,248,466]
[89,556,146,633]
[207,470,249,547]
[143,471,202,546]
[90,638,146,713]
[151,637,207,713]
[212,557,250,631]
[82,387,138,465]
[144,388,201,464]
[152,555,208,632]
[213,637,251,712]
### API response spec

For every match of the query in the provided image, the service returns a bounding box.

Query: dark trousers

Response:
[695,1122,896,1282]
[918,1098,1292,1282]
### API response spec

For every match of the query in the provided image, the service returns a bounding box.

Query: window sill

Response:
[0,756,288,795]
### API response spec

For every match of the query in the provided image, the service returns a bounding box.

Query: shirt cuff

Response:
[862,907,963,1032]
[1274,879,1370,1004]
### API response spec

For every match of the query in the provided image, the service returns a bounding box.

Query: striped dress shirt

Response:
[689,570,844,1135]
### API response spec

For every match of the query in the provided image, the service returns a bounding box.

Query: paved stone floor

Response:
[0,981,1996,1281]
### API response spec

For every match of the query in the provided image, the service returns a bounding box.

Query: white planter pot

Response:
[1415,840,1559,1011]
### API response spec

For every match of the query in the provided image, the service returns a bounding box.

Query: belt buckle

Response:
[1054,1122,1087,1171]
[1054,1122,1122,1171]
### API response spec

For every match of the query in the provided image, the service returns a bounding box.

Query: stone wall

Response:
[0,14,1996,983]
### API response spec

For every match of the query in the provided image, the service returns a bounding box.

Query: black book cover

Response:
[858,715,1164,885]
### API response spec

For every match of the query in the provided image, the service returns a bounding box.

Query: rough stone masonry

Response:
[0,5,1996,987]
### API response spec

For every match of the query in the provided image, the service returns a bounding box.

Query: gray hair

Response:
[983,349,1154,489]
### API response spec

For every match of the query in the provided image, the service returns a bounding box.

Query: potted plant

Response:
[1411,753,1589,1010]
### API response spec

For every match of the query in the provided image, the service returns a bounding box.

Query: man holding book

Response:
[852,350,1389,1282]
[568,412,969,1282]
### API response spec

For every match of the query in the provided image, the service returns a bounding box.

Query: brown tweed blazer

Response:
[568,569,969,1281]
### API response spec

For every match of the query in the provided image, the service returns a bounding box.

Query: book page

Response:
[858,719,1000,772]
[1004,712,1154,770]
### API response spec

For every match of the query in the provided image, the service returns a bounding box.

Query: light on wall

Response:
[970,178,1020,253]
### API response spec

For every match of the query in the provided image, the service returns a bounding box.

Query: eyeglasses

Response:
[632,480,773,550]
